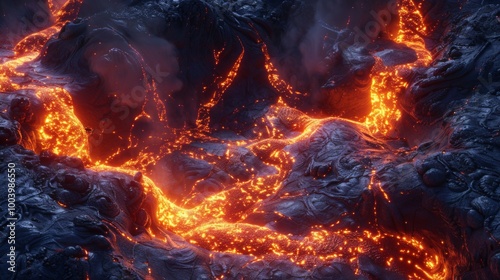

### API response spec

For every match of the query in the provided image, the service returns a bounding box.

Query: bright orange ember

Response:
[364,0,432,135]
[0,0,448,279]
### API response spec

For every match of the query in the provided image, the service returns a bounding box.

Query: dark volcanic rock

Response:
[1,0,500,279]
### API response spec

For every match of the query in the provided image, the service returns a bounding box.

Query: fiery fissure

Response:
[0,0,447,278]
[364,0,432,135]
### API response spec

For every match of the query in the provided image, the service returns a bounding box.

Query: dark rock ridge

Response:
[0,0,499,279]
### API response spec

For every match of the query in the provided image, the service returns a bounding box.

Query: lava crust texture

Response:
[1,0,500,279]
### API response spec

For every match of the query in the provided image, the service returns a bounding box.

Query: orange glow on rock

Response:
[364,0,432,135]
[0,0,450,279]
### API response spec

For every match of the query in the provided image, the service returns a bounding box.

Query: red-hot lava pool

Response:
[1,0,500,279]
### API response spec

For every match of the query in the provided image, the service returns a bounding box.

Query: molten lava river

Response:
[1,0,500,279]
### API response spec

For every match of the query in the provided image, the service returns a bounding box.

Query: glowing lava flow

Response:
[0,0,449,279]
[364,0,432,135]
[0,0,87,160]
[36,88,90,159]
